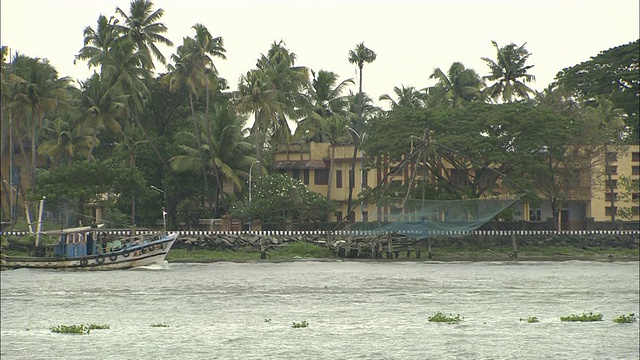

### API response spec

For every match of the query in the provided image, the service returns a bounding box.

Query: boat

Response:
[1,226,178,270]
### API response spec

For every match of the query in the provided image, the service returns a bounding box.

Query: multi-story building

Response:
[273,142,640,229]
[588,144,640,222]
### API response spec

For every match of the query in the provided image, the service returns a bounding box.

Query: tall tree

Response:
[183,24,227,213]
[296,69,353,142]
[7,55,71,189]
[427,62,484,108]
[38,116,92,167]
[256,41,309,151]
[482,41,535,103]
[379,85,424,109]
[347,42,377,222]
[114,0,173,69]
[554,40,639,142]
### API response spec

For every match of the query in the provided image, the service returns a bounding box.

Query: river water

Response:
[1,260,639,360]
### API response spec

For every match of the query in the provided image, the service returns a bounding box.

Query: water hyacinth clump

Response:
[50,323,109,335]
[612,313,637,324]
[150,323,170,327]
[560,312,603,322]
[519,316,540,323]
[428,312,463,324]
[291,320,309,328]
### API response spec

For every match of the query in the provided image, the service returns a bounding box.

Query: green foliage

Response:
[427,312,462,324]
[519,316,539,323]
[176,198,209,228]
[50,323,109,335]
[230,174,336,223]
[291,320,309,328]
[554,40,639,142]
[612,313,637,324]
[34,161,146,224]
[272,241,335,258]
[560,312,603,322]
[616,176,640,220]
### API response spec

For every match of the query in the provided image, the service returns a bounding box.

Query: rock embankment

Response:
[173,233,639,254]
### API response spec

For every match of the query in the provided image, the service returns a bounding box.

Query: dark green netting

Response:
[364,195,522,239]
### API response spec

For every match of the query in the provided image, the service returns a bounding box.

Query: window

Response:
[632,152,639,162]
[349,170,354,188]
[363,211,369,223]
[336,211,343,222]
[336,170,343,188]
[314,169,329,185]
[633,166,640,175]
[303,170,309,185]
[292,169,300,180]
[633,193,639,201]
[278,169,286,175]
[633,206,639,215]
[606,165,618,175]
[604,179,618,189]
[605,206,617,216]
[363,170,368,187]
[606,152,618,162]
[529,209,542,222]
[605,193,618,202]
[347,211,355,222]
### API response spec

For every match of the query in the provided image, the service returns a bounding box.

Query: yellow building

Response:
[273,141,639,229]
[588,144,639,222]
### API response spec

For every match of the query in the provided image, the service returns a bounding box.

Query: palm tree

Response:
[256,41,309,151]
[7,55,71,189]
[235,69,283,169]
[427,62,484,108]
[113,121,148,226]
[320,114,350,200]
[482,41,535,103]
[114,0,173,69]
[296,69,353,141]
[75,15,120,72]
[78,74,127,161]
[183,24,227,205]
[379,85,424,109]
[38,116,92,167]
[347,42,377,222]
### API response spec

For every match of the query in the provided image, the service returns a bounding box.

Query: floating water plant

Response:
[560,312,603,322]
[428,312,462,324]
[50,323,109,335]
[264,318,271,323]
[150,323,170,327]
[291,320,309,328]
[519,316,539,323]
[87,323,110,330]
[612,313,637,324]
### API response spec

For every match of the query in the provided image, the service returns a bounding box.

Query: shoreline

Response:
[168,253,640,263]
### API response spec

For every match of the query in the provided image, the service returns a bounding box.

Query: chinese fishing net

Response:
[363,195,523,239]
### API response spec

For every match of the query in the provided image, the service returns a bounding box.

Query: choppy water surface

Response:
[1,260,639,360]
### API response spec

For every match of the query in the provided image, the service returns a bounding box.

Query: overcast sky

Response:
[2,0,639,109]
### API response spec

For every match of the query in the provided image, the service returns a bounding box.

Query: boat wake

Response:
[135,261,171,271]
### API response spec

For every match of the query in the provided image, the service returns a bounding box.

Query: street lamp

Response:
[249,160,260,231]
[150,185,167,234]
